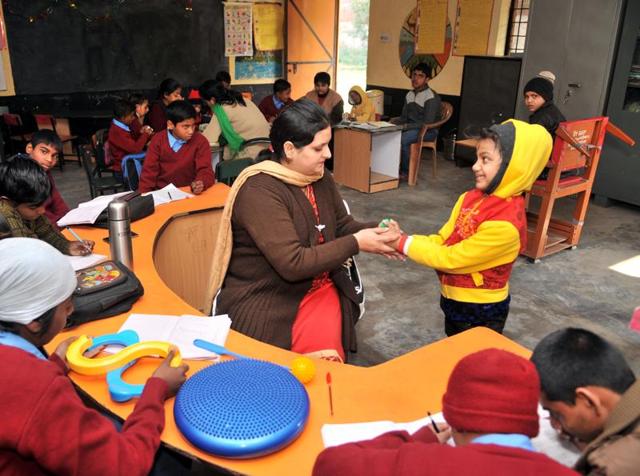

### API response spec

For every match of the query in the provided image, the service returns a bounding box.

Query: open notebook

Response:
[104,313,231,360]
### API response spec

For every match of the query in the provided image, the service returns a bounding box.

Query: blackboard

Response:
[4,0,227,95]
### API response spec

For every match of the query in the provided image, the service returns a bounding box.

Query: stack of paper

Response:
[142,184,193,207]
[57,191,130,227]
[104,313,232,360]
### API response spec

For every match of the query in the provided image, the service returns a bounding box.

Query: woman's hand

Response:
[354,227,400,254]
[68,240,95,256]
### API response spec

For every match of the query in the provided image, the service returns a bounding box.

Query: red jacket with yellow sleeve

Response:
[405,120,552,304]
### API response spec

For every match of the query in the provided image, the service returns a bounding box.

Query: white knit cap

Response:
[0,238,76,325]
[537,71,556,84]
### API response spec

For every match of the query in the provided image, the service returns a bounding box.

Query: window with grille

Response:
[506,0,530,55]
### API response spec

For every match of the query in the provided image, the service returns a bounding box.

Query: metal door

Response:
[286,0,338,99]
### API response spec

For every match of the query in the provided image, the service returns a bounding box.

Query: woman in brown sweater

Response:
[210,99,399,361]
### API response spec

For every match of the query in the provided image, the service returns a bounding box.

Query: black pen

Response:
[427,411,440,434]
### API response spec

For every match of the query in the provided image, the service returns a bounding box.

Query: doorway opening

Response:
[336,0,370,103]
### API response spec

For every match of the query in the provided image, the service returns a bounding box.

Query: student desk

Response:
[333,124,403,193]
[46,184,530,475]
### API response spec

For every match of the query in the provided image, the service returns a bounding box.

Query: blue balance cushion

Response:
[174,359,309,458]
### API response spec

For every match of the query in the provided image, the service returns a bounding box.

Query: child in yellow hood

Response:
[346,86,376,122]
[390,120,552,336]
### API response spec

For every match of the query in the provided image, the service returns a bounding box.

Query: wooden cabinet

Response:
[333,126,401,193]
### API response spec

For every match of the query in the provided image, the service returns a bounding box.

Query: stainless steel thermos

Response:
[108,199,133,269]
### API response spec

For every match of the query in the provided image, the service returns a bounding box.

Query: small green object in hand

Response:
[379,218,392,228]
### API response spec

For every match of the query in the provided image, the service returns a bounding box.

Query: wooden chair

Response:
[523,117,635,261]
[34,114,80,170]
[408,101,454,186]
[1,113,33,154]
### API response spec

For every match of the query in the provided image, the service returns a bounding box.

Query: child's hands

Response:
[190,180,205,195]
[430,422,452,444]
[141,125,153,135]
[68,240,95,256]
[152,348,189,398]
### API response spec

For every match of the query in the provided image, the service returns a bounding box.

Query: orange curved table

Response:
[46,184,530,475]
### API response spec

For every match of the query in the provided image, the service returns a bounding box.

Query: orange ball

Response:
[291,356,316,384]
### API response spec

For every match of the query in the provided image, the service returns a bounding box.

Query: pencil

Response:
[427,411,440,433]
[66,226,91,253]
[326,372,334,416]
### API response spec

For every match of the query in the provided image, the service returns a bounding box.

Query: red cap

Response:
[188,89,201,100]
[442,349,540,437]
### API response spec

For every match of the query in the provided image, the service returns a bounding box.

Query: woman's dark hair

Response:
[531,328,636,403]
[258,99,330,163]
[0,306,57,337]
[0,154,51,205]
[215,71,231,84]
[166,100,196,124]
[198,79,217,102]
[211,83,246,107]
[158,77,182,99]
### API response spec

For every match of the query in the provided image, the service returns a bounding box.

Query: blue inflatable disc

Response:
[174,359,309,458]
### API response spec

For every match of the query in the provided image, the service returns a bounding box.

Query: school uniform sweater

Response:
[107,121,149,172]
[44,170,70,227]
[0,345,168,476]
[138,130,215,193]
[216,172,375,353]
[258,94,293,123]
[313,427,579,476]
[147,100,168,132]
[404,120,552,304]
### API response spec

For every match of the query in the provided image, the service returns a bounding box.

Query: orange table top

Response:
[47,184,530,475]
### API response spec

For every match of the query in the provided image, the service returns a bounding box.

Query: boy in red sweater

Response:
[0,237,189,476]
[138,100,215,194]
[107,98,153,173]
[23,130,70,227]
[313,348,578,476]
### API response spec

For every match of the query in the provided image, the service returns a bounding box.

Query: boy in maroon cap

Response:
[313,349,578,476]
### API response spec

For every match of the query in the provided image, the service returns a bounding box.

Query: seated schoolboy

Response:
[346,85,376,123]
[531,328,640,476]
[23,130,69,226]
[388,120,552,336]
[0,155,94,256]
[147,78,183,133]
[107,99,153,173]
[313,348,578,475]
[523,75,566,137]
[304,72,344,126]
[138,100,215,194]
[391,62,441,176]
[0,237,189,475]
[128,93,151,139]
[258,79,293,123]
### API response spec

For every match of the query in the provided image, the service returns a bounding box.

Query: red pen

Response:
[326,372,334,416]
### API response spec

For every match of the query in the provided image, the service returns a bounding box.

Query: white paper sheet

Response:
[104,313,232,360]
[57,191,130,226]
[66,254,107,271]
[142,184,193,207]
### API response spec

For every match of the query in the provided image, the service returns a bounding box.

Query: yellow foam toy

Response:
[66,335,182,376]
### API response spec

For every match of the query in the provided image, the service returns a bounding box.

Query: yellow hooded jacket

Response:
[405,120,552,303]
[348,86,376,122]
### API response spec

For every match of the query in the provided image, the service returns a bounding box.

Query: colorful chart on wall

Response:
[399,7,452,79]
[229,50,284,85]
